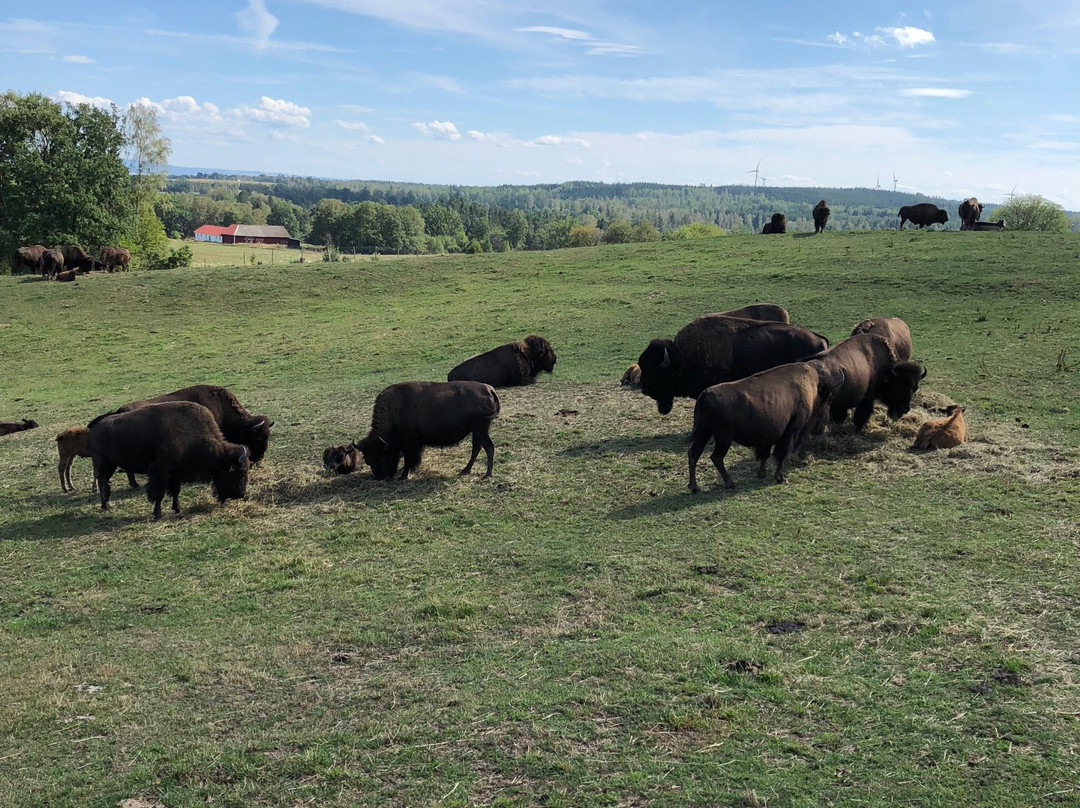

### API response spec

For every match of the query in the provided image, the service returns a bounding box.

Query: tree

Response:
[267,199,301,239]
[123,103,171,222]
[632,220,661,242]
[991,194,1069,233]
[603,219,633,244]
[569,225,603,247]
[505,209,529,249]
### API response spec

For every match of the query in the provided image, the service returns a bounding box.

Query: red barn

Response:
[194,224,299,248]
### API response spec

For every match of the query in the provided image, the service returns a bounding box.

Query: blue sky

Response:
[3,1,1079,206]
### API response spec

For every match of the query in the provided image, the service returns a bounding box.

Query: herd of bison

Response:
[759,197,1005,234]
[11,243,130,281]
[1,300,969,519]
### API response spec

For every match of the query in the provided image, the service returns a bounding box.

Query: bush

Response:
[992,194,1069,233]
[569,226,603,248]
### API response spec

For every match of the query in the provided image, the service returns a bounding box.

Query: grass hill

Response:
[3,230,1080,805]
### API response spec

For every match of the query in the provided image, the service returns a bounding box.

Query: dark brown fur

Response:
[59,245,94,273]
[322,443,362,474]
[0,419,39,436]
[971,220,1006,231]
[761,213,787,234]
[958,198,983,231]
[813,200,830,234]
[448,335,556,387]
[12,245,45,275]
[40,248,64,279]
[898,204,948,229]
[850,316,913,362]
[97,246,131,272]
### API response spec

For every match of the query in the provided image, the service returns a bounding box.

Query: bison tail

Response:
[490,389,501,417]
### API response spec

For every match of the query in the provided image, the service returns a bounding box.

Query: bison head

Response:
[934,210,949,225]
[524,335,557,374]
[637,338,678,414]
[620,363,641,387]
[322,443,361,474]
[357,434,400,480]
[213,445,250,502]
[245,417,274,464]
[879,361,927,419]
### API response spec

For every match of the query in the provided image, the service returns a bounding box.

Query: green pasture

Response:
[175,238,414,268]
[2,230,1080,807]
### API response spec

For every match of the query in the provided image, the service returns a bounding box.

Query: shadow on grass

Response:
[559,431,689,458]
[0,507,146,542]
[258,470,458,508]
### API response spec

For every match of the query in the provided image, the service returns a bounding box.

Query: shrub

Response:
[991,194,1069,233]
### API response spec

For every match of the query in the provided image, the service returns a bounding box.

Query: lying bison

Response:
[761,213,787,234]
[720,303,789,323]
[637,314,829,415]
[688,362,844,492]
[850,316,913,362]
[323,443,362,475]
[958,198,983,231]
[806,333,926,431]
[813,200,831,234]
[0,418,38,436]
[356,381,500,480]
[97,246,131,272]
[898,204,948,229]
[912,404,966,450]
[448,335,556,387]
[89,402,250,519]
[12,245,46,275]
[620,363,642,387]
[971,220,1006,231]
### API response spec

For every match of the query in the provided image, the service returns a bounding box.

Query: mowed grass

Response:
[2,230,1080,807]
[175,238,417,268]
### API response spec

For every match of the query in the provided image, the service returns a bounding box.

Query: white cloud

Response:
[531,135,590,148]
[827,32,849,46]
[883,26,935,48]
[901,88,972,99]
[516,26,592,42]
[515,24,641,56]
[367,135,385,145]
[334,119,370,131]
[235,0,279,50]
[467,130,498,141]
[413,120,461,140]
[62,54,94,63]
[242,96,311,127]
[54,90,114,109]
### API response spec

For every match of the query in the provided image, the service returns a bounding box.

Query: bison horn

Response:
[239,446,248,463]
[660,347,671,369]
[919,363,928,380]
[836,370,845,389]
[251,419,267,430]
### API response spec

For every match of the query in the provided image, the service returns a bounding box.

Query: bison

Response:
[620,363,642,387]
[0,418,39,436]
[97,246,131,272]
[637,314,830,415]
[59,245,94,273]
[719,303,790,323]
[12,245,46,275]
[958,198,983,231]
[89,401,250,519]
[687,362,845,492]
[912,404,966,450]
[322,442,362,475]
[356,381,500,481]
[56,427,95,493]
[850,316,913,362]
[761,213,787,234]
[813,200,831,234]
[806,333,926,432]
[40,248,64,279]
[898,204,948,229]
[448,335,556,387]
[56,270,77,282]
[971,220,1006,231]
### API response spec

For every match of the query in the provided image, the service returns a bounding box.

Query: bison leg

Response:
[773,427,800,484]
[853,396,876,432]
[169,479,182,514]
[126,470,139,489]
[96,462,116,511]
[754,445,771,478]
[59,456,72,493]
[686,422,714,493]
[710,437,735,489]
[462,427,495,478]
[400,444,423,481]
[146,474,167,520]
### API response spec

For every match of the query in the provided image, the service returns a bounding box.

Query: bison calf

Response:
[620,363,642,387]
[448,335,556,387]
[971,220,1006,231]
[0,419,38,436]
[912,405,966,450]
[357,381,500,480]
[688,363,842,492]
[323,443,362,474]
[56,427,97,493]
[90,402,250,519]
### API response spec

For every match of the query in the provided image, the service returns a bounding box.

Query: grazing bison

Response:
[806,333,926,432]
[356,381,500,481]
[0,418,39,436]
[761,213,787,234]
[958,198,983,231]
[12,245,46,275]
[322,442,362,475]
[89,402,250,519]
[850,316,913,362]
[40,248,64,279]
[637,314,830,415]
[59,245,94,273]
[720,303,790,323]
[912,404,966,450]
[971,220,1006,231]
[97,246,131,272]
[448,335,557,387]
[620,363,642,387]
[687,363,845,492]
[812,200,831,234]
[898,204,949,229]
[56,427,95,493]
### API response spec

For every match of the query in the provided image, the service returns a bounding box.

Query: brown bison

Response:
[40,248,64,279]
[912,404,966,450]
[0,418,39,436]
[448,335,556,387]
[12,245,46,275]
[850,316,913,362]
[761,213,787,234]
[356,381,500,481]
[806,333,926,431]
[720,303,790,323]
[56,427,95,493]
[620,363,642,387]
[687,362,845,492]
[958,198,983,231]
[637,314,830,415]
[971,220,1006,231]
[56,270,77,282]
[322,443,362,475]
[89,402,250,519]
[812,200,831,234]
[97,246,131,272]
[59,245,94,273]
[898,204,948,229]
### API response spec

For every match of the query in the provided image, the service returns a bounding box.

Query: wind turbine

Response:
[760,174,768,187]
[1006,184,1017,201]
[875,174,882,191]
[892,173,899,193]
[747,159,762,188]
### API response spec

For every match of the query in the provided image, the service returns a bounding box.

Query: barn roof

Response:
[232,224,293,238]
[194,225,234,236]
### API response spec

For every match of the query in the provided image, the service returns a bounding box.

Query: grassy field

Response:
[2,230,1080,807]
[175,238,415,268]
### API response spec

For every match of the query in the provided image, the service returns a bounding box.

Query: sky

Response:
[3,1,1079,206]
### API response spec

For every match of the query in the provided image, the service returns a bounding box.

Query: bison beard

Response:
[356,381,500,480]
